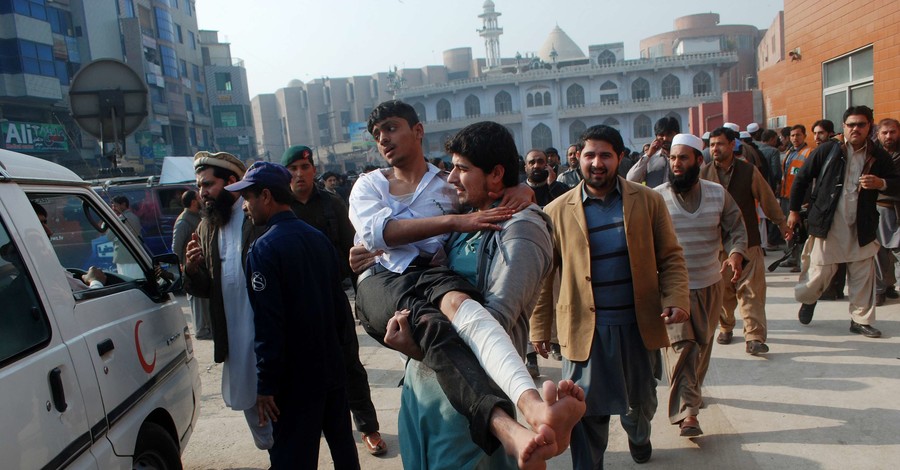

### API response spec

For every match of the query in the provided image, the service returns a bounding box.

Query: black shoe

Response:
[525,352,540,378]
[628,439,652,464]
[876,293,886,306]
[886,287,899,299]
[798,303,816,325]
[716,331,733,345]
[746,340,770,355]
[850,321,882,338]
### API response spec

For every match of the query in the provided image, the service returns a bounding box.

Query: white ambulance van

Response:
[0,148,200,469]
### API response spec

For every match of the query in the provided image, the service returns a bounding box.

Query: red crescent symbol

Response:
[134,320,157,374]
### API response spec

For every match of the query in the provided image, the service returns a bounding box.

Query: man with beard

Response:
[226,162,359,469]
[791,106,900,337]
[280,145,388,456]
[655,134,748,437]
[813,119,836,146]
[532,124,690,468]
[701,128,791,355]
[172,190,211,339]
[183,151,273,450]
[874,118,900,305]
[557,143,583,188]
[545,147,562,174]
[627,116,679,187]
[524,149,569,207]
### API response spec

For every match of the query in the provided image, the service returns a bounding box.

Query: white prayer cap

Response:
[747,122,760,133]
[702,132,711,140]
[671,133,704,152]
[740,131,751,139]
[723,122,739,132]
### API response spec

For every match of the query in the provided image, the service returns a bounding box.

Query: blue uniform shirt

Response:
[245,210,349,396]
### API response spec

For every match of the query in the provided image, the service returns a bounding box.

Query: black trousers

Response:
[340,302,380,434]
[269,386,359,470]
[355,265,515,454]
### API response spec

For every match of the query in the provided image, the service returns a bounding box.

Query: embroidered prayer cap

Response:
[193,151,246,178]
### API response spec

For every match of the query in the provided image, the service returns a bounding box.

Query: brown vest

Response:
[700,158,761,248]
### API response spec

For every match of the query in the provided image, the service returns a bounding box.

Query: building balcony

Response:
[557,92,722,119]
[420,111,523,133]
[396,51,739,98]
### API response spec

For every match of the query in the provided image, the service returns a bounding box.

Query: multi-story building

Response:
[200,29,255,163]
[252,5,754,166]
[757,0,898,136]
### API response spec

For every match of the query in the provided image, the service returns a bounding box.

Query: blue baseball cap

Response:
[224,161,291,192]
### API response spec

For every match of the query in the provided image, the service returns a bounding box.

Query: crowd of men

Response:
[174,98,898,469]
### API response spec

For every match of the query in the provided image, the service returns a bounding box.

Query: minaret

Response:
[477,0,503,68]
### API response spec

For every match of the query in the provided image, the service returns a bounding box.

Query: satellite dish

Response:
[69,58,149,168]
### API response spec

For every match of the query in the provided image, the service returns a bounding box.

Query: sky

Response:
[196,0,784,98]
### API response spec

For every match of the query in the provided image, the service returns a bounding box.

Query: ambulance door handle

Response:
[97,338,115,357]
[48,368,68,412]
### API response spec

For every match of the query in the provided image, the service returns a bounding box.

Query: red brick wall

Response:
[760,0,900,137]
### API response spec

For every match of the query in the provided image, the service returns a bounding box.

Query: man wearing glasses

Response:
[789,106,900,337]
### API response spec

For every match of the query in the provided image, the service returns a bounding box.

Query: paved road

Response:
[180,250,900,469]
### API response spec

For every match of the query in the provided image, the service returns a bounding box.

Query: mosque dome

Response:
[537,26,585,63]
[287,79,304,88]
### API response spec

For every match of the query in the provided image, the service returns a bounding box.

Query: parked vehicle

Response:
[0,148,201,469]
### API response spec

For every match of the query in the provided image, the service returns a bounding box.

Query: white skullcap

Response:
[723,122,739,132]
[702,132,711,140]
[747,123,760,133]
[740,131,751,139]
[671,133,704,152]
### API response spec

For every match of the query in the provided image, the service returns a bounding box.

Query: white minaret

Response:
[478,0,503,68]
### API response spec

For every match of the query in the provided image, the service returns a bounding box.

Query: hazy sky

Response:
[196,0,783,98]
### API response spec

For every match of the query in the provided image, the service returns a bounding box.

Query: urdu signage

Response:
[1,121,69,153]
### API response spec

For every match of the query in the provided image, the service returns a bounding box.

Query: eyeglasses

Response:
[845,122,869,129]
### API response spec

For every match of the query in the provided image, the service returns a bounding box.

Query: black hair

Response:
[322,171,339,181]
[878,118,900,129]
[843,105,874,125]
[790,124,807,135]
[367,100,420,134]
[580,125,625,156]
[780,127,792,138]
[761,129,778,142]
[31,201,47,217]
[195,164,239,183]
[544,147,559,156]
[654,116,681,136]
[445,121,519,188]
[709,127,735,142]
[244,184,294,205]
[181,190,198,208]
[812,119,835,134]
[112,195,130,208]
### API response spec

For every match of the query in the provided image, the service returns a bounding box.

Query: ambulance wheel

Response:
[133,422,181,470]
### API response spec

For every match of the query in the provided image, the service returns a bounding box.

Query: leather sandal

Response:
[362,432,388,456]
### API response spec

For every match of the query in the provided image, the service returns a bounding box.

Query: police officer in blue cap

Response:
[226,161,360,469]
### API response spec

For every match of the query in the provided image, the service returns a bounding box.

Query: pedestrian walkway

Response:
[181,250,900,469]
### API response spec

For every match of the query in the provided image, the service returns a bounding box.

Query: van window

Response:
[0,221,50,365]
[31,194,147,282]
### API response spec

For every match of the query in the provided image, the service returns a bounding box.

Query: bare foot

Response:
[534,380,585,456]
[492,414,557,470]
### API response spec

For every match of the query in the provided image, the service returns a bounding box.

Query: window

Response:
[189,127,197,147]
[184,93,193,112]
[195,95,205,115]
[215,72,232,91]
[597,50,616,66]
[534,92,544,107]
[179,59,187,77]
[569,120,586,146]
[0,220,50,365]
[634,115,651,139]
[494,91,512,113]
[631,78,650,101]
[527,93,534,108]
[603,117,620,130]
[661,75,680,99]
[175,24,183,44]
[566,84,585,107]
[188,31,196,50]
[47,7,73,35]
[823,46,874,127]
[192,63,201,81]
[693,72,712,96]
[159,45,178,78]
[8,0,47,20]
[17,40,56,78]
[464,95,481,117]
[413,102,427,122]
[154,7,175,42]
[436,99,452,120]
[544,91,551,106]
[213,105,246,128]
[531,123,552,149]
[600,81,618,105]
